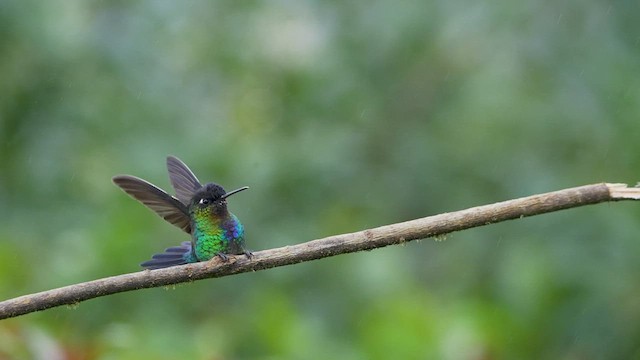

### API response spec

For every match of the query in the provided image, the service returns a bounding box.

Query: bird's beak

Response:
[221,186,249,199]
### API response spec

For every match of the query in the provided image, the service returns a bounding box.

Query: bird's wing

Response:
[166,155,202,205]
[112,175,191,233]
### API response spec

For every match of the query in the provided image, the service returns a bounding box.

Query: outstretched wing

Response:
[112,175,191,233]
[166,155,202,205]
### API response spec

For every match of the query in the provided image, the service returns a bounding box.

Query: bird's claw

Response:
[214,250,252,262]
[216,252,229,262]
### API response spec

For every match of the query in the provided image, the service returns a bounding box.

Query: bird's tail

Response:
[140,241,193,270]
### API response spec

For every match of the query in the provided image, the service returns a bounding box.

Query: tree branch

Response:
[2,183,639,320]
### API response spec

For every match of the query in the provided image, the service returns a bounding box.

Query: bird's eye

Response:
[199,198,210,205]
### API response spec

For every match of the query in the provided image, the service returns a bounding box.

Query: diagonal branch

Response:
[1,183,639,320]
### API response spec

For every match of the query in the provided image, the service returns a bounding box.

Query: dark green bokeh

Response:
[1,1,640,359]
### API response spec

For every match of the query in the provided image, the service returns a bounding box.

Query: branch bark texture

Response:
[1,183,639,320]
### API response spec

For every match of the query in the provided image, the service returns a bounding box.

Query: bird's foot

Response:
[216,252,229,262]
[244,250,254,259]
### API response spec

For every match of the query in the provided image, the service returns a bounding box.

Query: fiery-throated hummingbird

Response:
[112,156,251,269]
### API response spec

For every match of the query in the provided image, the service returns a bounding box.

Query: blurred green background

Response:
[1,0,640,359]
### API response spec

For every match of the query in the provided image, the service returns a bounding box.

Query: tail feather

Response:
[141,241,192,270]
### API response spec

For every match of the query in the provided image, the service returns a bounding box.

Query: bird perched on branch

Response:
[113,156,251,269]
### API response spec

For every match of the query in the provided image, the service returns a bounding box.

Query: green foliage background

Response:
[1,1,640,359]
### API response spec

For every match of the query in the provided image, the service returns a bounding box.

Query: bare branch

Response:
[1,183,639,320]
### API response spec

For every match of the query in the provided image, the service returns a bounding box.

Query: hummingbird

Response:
[112,156,251,270]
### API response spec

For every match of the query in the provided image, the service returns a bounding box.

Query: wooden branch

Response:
[1,183,639,320]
